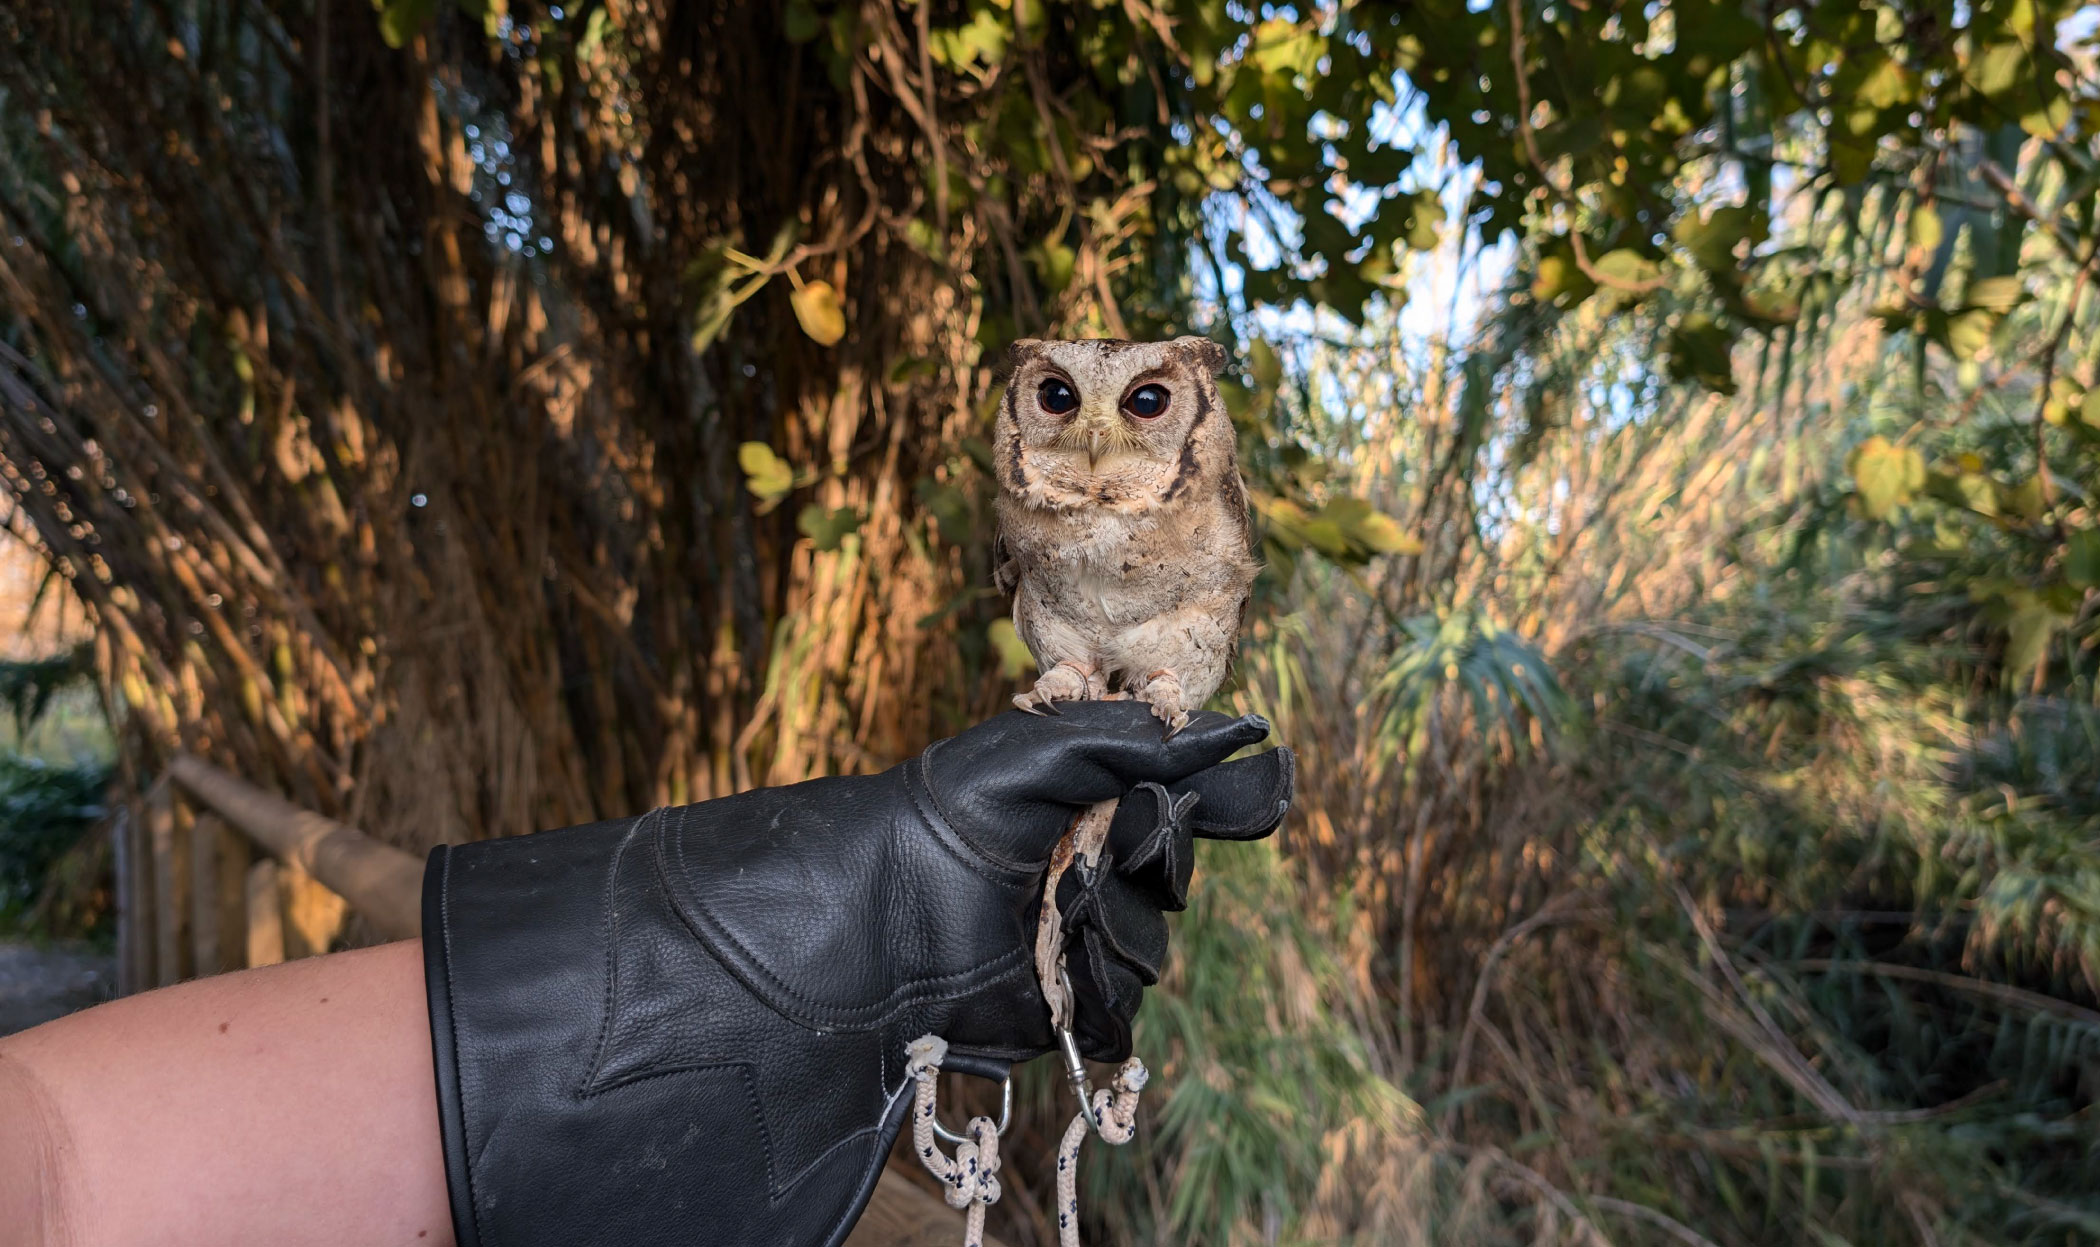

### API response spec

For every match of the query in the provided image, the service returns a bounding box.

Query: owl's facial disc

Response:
[1003,337,1223,481]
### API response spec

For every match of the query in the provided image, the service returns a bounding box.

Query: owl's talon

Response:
[1020,659,1096,715]
[1135,668,1191,736]
[1012,692,1060,715]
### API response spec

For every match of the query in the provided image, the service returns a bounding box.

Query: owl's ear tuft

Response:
[1173,335,1229,377]
[1003,338,1045,376]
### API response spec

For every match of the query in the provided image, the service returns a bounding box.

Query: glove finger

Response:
[1010,702,1271,798]
[1107,750,1294,908]
[1058,863,1168,985]
[925,703,1272,867]
[1104,782,1198,911]
[1181,747,1295,842]
[1065,924,1146,1063]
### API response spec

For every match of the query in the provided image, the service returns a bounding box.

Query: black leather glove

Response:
[422,702,1293,1247]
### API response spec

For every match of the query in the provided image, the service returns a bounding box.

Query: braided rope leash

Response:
[1051,1058,1147,1247]
[907,1036,1004,1247]
[907,1035,1146,1247]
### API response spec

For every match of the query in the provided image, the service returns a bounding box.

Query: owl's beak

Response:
[1085,427,1107,470]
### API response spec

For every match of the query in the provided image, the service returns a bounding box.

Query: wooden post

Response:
[190,811,223,977]
[149,783,183,987]
[245,858,285,969]
[112,803,152,996]
[215,818,249,975]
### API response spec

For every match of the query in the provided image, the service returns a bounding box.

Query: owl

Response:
[993,336,1259,733]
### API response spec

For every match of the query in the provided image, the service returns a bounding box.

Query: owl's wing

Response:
[993,531,1019,596]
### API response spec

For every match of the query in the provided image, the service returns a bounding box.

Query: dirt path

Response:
[0,938,114,1036]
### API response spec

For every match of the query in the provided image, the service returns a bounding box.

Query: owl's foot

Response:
[1014,659,1105,715]
[1135,668,1191,737]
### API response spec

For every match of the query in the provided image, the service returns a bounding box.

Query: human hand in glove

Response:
[423,701,1293,1247]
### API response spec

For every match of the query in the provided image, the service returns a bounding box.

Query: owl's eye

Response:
[1037,378,1079,415]
[1123,384,1171,418]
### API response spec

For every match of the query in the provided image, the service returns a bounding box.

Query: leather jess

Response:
[422,703,1294,1247]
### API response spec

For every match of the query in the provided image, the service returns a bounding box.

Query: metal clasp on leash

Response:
[1055,966,1101,1131]
[929,1070,1013,1144]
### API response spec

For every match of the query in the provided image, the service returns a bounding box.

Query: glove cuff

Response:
[421,817,1009,1247]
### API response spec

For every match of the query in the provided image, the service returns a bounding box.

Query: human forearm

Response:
[0,941,450,1247]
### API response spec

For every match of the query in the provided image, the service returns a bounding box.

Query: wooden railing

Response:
[114,756,996,1247]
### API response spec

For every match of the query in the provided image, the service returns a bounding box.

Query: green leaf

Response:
[789,280,847,346]
[1403,195,1444,252]
[1998,474,2045,521]
[1926,467,2000,517]
[1593,249,1662,303]
[1963,275,2025,313]
[2021,93,2072,138]
[796,504,863,552]
[988,618,1036,679]
[914,478,973,547]
[1353,508,1424,556]
[1941,308,1998,360]
[887,356,939,386]
[1249,340,1283,392]
[1673,205,1762,273]
[1531,243,1595,307]
[2065,530,2100,591]
[1666,314,1739,394]
[1028,240,1075,294]
[929,7,1009,71]
[738,442,796,512]
[1855,56,1918,109]
[2004,598,2067,679]
[783,0,820,43]
[1907,203,1943,251]
[1969,41,2030,100]
[1847,436,1925,519]
[1248,18,1321,77]
[376,0,440,47]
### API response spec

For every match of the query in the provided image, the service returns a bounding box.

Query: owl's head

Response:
[1001,336,1230,473]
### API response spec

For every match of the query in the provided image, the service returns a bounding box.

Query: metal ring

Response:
[929,1072,1013,1144]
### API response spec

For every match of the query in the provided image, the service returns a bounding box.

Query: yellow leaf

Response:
[1354,509,1424,556]
[790,280,847,346]
[1847,436,1925,519]
[738,441,796,511]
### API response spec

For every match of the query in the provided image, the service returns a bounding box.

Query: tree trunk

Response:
[0,0,1053,858]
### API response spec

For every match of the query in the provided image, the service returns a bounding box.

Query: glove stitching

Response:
[908,744,1049,878]
[579,809,658,1097]
[768,1115,895,1202]
[572,1060,791,1198]
[1118,785,1189,874]
[660,802,1036,1027]
[1189,749,1295,838]
[438,856,491,1247]
[1068,880,1164,986]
